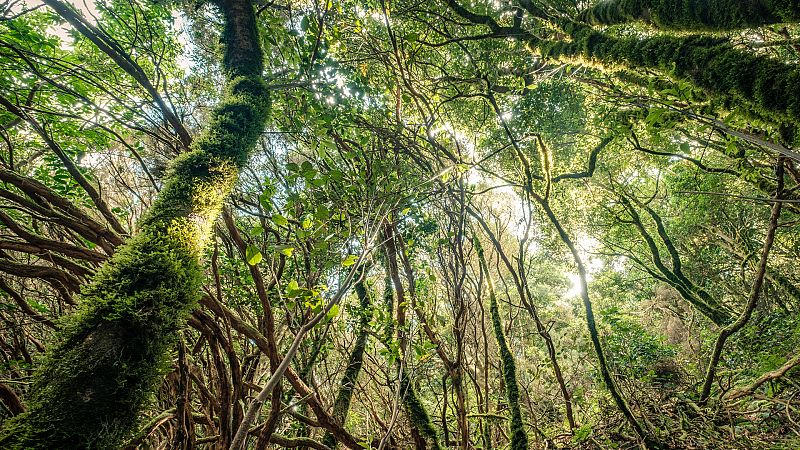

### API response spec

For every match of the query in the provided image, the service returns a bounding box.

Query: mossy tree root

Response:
[579,0,800,30]
[0,0,269,448]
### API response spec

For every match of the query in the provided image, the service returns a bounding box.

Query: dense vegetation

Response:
[0,0,798,448]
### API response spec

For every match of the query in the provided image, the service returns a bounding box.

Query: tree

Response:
[0,0,269,447]
[0,0,799,449]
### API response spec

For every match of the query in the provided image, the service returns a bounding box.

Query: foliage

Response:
[0,0,799,449]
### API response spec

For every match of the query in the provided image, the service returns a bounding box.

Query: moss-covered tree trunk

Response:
[0,0,269,448]
[401,368,443,450]
[380,251,441,450]
[322,276,372,449]
[475,240,528,450]
[579,0,800,30]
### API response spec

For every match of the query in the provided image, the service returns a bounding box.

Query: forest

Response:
[0,0,799,448]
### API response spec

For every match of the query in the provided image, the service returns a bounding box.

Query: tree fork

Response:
[0,0,270,447]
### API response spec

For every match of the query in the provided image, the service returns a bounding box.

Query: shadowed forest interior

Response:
[0,0,800,448]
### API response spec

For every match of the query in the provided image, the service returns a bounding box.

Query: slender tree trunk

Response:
[475,238,528,450]
[381,239,442,450]
[467,206,577,431]
[700,158,785,402]
[618,195,734,326]
[400,368,443,450]
[323,275,373,448]
[537,198,658,448]
[0,0,269,447]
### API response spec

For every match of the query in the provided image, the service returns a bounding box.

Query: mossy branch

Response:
[617,195,734,326]
[538,24,800,145]
[579,0,800,30]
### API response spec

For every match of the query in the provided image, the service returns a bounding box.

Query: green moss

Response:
[0,1,270,448]
[489,293,528,450]
[0,230,203,449]
[382,271,394,341]
[189,76,270,166]
[579,0,800,29]
[377,261,440,449]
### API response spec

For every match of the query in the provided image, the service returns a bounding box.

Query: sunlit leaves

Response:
[245,244,263,265]
[271,213,289,227]
[342,254,357,267]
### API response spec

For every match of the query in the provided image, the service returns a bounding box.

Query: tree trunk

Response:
[475,240,528,450]
[322,275,373,448]
[0,0,269,447]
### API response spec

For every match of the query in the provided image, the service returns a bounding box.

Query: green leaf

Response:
[259,192,272,210]
[572,424,592,443]
[329,169,344,182]
[246,245,263,265]
[342,254,358,267]
[315,204,330,220]
[320,139,336,151]
[272,214,289,227]
[327,303,340,319]
[281,247,294,257]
